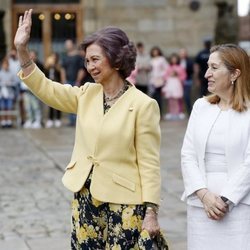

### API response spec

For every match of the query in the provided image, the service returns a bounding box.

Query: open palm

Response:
[14,9,33,49]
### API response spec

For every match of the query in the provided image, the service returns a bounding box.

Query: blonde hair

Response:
[206,44,250,112]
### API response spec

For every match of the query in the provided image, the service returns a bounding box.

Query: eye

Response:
[93,58,99,63]
[84,59,89,67]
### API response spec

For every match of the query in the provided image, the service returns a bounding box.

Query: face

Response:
[1,59,9,70]
[205,52,233,97]
[137,46,144,54]
[179,48,187,59]
[85,43,118,84]
[152,49,160,57]
[170,55,178,65]
[65,40,74,52]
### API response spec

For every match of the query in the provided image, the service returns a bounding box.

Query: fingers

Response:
[142,215,160,238]
[19,9,32,26]
[27,9,33,25]
[18,15,23,27]
[23,10,29,20]
[206,205,227,220]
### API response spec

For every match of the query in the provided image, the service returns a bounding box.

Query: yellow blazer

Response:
[19,66,161,205]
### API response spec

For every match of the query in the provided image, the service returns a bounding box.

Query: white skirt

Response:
[187,204,250,250]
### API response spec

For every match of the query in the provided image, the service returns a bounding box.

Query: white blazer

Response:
[181,98,250,207]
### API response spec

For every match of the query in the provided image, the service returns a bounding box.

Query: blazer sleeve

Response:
[18,65,90,114]
[181,99,207,198]
[221,138,250,205]
[135,99,161,205]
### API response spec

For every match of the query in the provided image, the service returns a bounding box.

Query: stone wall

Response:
[83,0,238,56]
[2,0,238,57]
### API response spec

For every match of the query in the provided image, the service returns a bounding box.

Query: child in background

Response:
[0,57,18,128]
[162,53,186,120]
[44,53,63,128]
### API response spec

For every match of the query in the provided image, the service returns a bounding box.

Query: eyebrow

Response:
[86,55,102,59]
[207,62,220,66]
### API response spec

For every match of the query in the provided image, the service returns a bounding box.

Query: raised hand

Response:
[14,9,33,50]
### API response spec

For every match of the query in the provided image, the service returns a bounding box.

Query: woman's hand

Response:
[142,209,160,238]
[14,9,33,51]
[197,189,228,220]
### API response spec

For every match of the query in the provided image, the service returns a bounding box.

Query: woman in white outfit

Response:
[181,44,250,250]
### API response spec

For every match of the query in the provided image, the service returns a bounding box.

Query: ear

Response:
[231,69,241,82]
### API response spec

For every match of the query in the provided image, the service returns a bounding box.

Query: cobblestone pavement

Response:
[0,119,188,250]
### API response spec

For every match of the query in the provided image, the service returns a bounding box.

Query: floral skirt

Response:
[71,173,154,250]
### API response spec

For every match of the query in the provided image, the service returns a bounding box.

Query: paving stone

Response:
[0,120,188,249]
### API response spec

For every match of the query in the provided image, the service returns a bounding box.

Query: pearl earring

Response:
[231,80,234,85]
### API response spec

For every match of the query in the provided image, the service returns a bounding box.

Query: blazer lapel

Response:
[102,85,136,118]
[197,104,221,161]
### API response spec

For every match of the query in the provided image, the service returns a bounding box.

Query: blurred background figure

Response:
[134,42,151,94]
[0,56,18,128]
[44,52,63,128]
[179,48,194,116]
[149,46,168,116]
[21,50,43,129]
[8,49,20,80]
[162,53,186,121]
[194,39,212,97]
[61,39,84,126]
[79,49,94,85]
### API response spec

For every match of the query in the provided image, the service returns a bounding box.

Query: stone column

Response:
[214,1,239,44]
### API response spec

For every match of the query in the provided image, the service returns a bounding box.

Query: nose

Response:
[204,68,211,79]
[87,61,96,72]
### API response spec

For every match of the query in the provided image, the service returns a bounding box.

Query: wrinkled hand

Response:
[142,210,160,238]
[14,9,33,50]
[202,191,228,220]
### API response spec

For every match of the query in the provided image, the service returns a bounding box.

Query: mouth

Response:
[207,80,214,86]
[91,71,100,77]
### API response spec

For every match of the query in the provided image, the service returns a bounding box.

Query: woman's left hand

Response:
[142,209,160,238]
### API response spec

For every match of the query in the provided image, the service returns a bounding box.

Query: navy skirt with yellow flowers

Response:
[71,172,155,250]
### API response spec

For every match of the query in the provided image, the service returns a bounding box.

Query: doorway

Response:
[12,4,83,62]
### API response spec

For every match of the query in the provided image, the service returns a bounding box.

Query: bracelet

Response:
[20,59,33,69]
[145,202,159,215]
[201,190,209,202]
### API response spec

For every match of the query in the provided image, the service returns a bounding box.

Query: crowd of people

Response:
[0,36,211,128]
[0,39,92,128]
[128,40,212,120]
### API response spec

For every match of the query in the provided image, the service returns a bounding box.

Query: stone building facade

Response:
[1,0,238,60]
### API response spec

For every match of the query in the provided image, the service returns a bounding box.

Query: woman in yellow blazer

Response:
[14,10,164,249]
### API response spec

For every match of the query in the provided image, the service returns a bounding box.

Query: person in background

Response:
[8,49,20,83]
[21,50,43,129]
[134,42,151,94]
[8,49,24,124]
[78,50,94,85]
[61,39,85,126]
[179,48,194,116]
[149,46,168,116]
[194,39,211,97]
[15,10,168,249]
[0,56,18,128]
[162,53,186,120]
[181,44,250,250]
[44,52,63,128]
